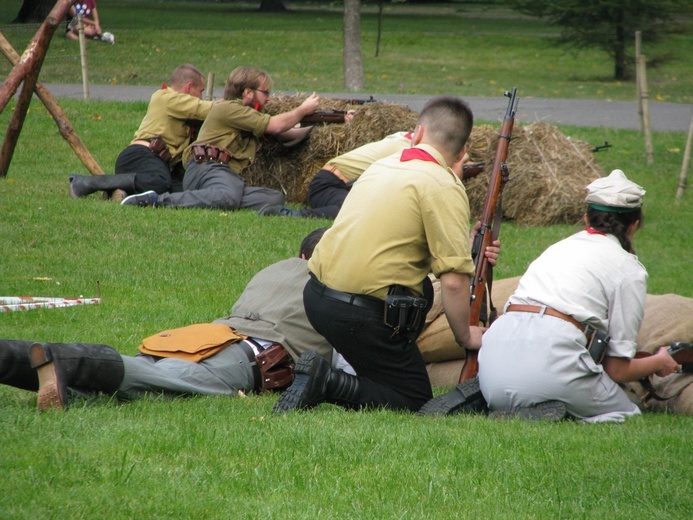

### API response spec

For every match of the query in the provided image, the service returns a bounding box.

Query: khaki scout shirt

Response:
[326,131,412,181]
[308,144,475,300]
[182,99,271,174]
[133,88,213,167]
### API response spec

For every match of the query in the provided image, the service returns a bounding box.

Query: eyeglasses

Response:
[253,88,271,96]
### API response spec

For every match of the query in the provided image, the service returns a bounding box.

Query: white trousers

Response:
[478,311,640,423]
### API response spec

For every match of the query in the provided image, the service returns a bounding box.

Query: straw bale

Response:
[245,97,604,224]
[464,122,605,226]
[244,95,418,203]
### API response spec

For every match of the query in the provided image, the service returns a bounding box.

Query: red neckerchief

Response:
[585,227,606,236]
[400,147,438,164]
[161,82,167,89]
[404,132,413,140]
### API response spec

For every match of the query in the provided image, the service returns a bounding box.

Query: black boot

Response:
[0,340,39,391]
[28,342,124,412]
[69,173,137,198]
[325,369,363,410]
[272,349,331,413]
[417,377,486,417]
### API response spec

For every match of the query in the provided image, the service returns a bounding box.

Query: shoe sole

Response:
[272,350,321,414]
[490,400,566,421]
[111,189,127,202]
[418,377,483,416]
[29,343,66,412]
[68,176,82,199]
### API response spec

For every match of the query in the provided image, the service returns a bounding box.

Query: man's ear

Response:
[411,125,424,146]
[181,82,193,94]
[454,145,468,165]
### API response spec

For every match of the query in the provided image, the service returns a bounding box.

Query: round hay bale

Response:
[245,97,604,224]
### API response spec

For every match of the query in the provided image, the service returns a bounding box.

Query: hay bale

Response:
[245,97,604,224]
[244,95,418,203]
[465,122,605,225]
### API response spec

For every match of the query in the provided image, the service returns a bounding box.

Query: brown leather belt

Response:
[323,164,349,183]
[506,304,586,334]
[192,144,231,165]
[132,136,172,163]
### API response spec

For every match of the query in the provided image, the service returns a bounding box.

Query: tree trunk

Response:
[343,0,365,91]
[258,0,288,12]
[13,0,56,24]
[614,22,627,80]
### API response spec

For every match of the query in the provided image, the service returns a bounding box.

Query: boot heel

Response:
[29,343,65,412]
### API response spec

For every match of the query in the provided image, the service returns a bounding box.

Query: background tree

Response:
[12,0,55,23]
[508,0,690,80]
[258,0,288,12]
[343,0,365,91]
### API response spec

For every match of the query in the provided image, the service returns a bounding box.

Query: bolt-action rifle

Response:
[459,88,519,383]
[300,97,377,126]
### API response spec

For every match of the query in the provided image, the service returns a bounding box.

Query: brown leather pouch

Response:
[193,144,208,163]
[149,135,172,163]
[256,343,295,390]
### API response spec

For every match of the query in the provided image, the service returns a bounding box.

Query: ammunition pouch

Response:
[256,343,295,390]
[192,144,232,165]
[148,135,172,164]
[383,285,429,336]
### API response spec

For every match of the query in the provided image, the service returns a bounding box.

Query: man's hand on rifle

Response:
[450,153,470,180]
[469,221,501,267]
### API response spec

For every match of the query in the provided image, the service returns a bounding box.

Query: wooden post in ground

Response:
[206,72,215,100]
[635,31,644,133]
[635,31,654,165]
[676,109,693,200]
[77,14,90,101]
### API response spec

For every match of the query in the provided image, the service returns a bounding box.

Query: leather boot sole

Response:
[28,343,66,412]
[490,400,567,421]
[272,350,328,414]
[418,377,484,416]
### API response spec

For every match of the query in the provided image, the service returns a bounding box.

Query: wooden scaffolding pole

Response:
[635,31,654,165]
[676,110,693,200]
[0,32,104,176]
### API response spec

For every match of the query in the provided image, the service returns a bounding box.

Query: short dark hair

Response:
[223,66,273,100]
[417,96,474,157]
[299,227,329,260]
[169,64,205,89]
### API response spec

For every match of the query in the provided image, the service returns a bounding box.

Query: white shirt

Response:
[508,230,647,358]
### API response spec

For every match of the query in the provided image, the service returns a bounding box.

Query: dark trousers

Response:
[158,160,284,210]
[303,277,433,412]
[304,169,353,219]
[115,145,172,194]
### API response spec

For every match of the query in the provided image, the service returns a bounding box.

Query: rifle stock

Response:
[300,110,348,126]
[459,88,519,382]
[461,162,485,180]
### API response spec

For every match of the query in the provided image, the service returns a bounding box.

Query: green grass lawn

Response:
[1,1,691,103]
[1,2,692,518]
